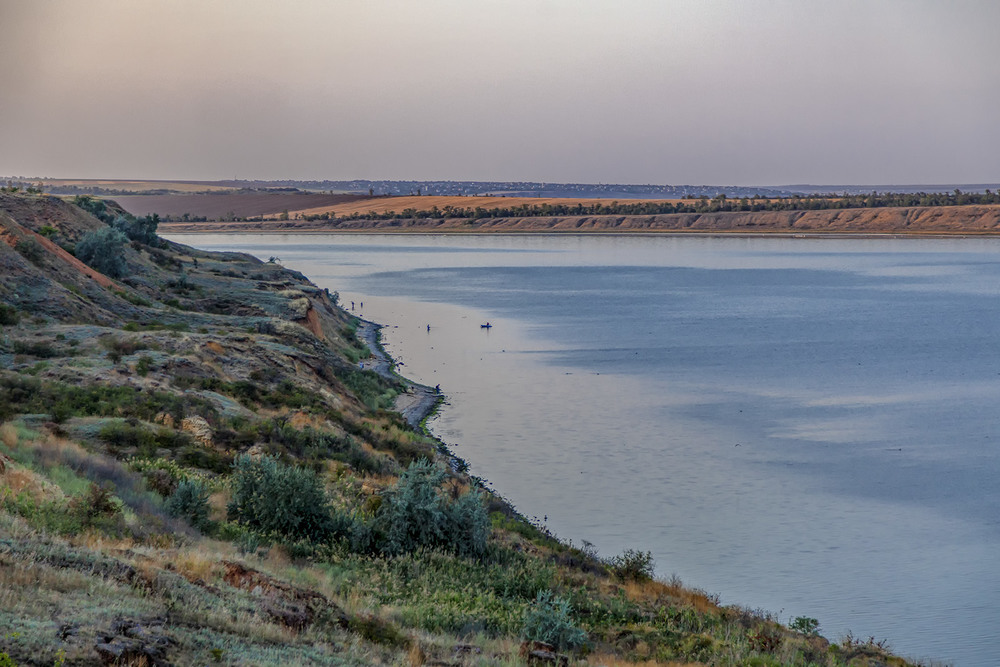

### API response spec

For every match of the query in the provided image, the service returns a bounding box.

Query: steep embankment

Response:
[159,203,1000,235]
[0,192,926,667]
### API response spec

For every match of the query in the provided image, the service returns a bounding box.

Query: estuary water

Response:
[169,233,1000,666]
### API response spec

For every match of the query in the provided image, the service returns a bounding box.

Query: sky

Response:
[2,0,999,186]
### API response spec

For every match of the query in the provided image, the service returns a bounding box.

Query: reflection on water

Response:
[170,233,1000,666]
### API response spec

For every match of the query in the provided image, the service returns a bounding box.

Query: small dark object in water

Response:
[481,322,492,329]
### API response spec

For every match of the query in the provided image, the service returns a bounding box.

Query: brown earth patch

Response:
[113,193,375,219]
[221,560,348,632]
[287,194,686,219]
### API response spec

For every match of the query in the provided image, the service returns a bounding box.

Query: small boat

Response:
[480,322,492,329]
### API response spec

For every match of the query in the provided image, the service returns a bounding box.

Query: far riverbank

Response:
[159,203,1000,236]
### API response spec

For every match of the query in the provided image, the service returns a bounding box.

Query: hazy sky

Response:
[2,0,998,185]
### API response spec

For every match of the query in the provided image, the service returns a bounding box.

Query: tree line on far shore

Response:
[321,189,1000,223]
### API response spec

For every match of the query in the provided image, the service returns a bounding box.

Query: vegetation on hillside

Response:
[0,191,933,666]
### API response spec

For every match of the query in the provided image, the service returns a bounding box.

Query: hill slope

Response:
[0,193,925,666]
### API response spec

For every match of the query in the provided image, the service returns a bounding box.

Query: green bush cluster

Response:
[265,421,391,474]
[331,546,554,637]
[11,340,61,358]
[112,213,159,245]
[521,590,588,651]
[227,454,348,542]
[75,227,128,278]
[172,375,325,411]
[0,304,19,326]
[14,239,44,265]
[225,455,489,559]
[0,374,217,424]
[2,482,124,536]
[114,289,153,307]
[370,459,489,558]
[610,548,655,581]
[72,195,113,223]
[98,420,193,455]
[166,478,211,530]
[337,368,399,411]
[136,355,152,376]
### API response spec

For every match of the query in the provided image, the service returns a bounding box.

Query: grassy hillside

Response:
[0,191,929,666]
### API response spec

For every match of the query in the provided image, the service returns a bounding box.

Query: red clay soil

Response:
[300,303,324,339]
[0,216,118,289]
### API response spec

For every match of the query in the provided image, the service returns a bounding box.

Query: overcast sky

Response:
[2,0,998,185]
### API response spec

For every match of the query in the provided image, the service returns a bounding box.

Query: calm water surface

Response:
[170,233,1000,666]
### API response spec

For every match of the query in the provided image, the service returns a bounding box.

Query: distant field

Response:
[109,193,687,220]
[288,195,687,219]
[42,179,236,193]
[112,193,374,218]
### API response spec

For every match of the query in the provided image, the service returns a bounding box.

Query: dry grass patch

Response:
[70,532,136,552]
[207,489,229,520]
[172,550,222,583]
[621,576,721,615]
[586,656,702,667]
[0,422,18,448]
[1,466,66,501]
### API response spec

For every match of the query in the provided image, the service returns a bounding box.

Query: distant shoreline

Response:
[162,225,1000,239]
[159,204,1000,237]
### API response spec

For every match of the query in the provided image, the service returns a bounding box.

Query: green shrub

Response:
[67,482,122,527]
[15,239,44,265]
[610,548,655,581]
[99,421,156,453]
[129,457,192,496]
[521,590,587,651]
[177,444,231,473]
[444,485,491,558]
[0,374,215,424]
[11,340,58,358]
[227,454,346,542]
[99,335,148,364]
[339,368,399,410]
[372,459,489,558]
[0,304,19,326]
[790,616,819,635]
[75,226,128,278]
[73,195,113,223]
[166,478,211,530]
[136,355,152,376]
[50,401,73,424]
[112,213,159,245]
[0,491,84,535]
[115,289,153,307]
